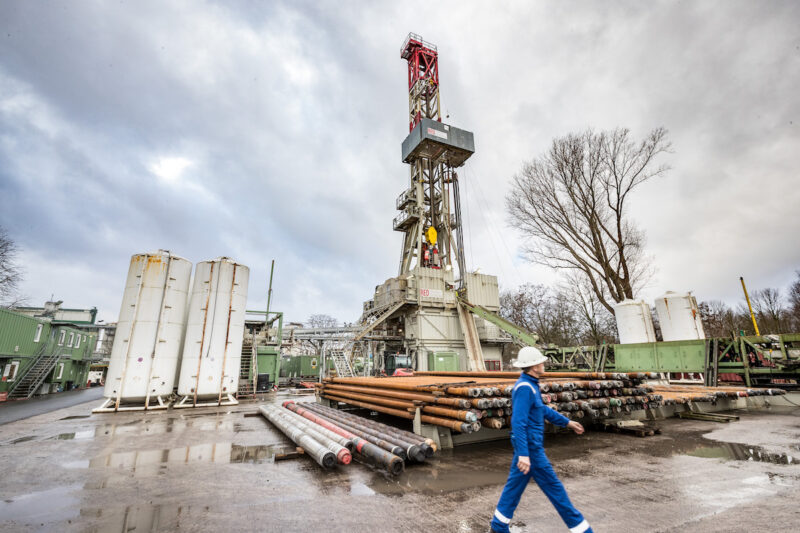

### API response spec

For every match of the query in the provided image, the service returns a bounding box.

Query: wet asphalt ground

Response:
[0,387,104,426]
[0,392,798,532]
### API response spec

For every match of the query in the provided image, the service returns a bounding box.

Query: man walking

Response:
[490,347,593,533]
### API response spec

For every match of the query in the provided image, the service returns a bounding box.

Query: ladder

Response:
[354,301,404,341]
[237,342,256,399]
[329,349,354,378]
[8,347,63,400]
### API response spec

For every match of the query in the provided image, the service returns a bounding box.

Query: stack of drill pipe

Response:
[258,404,338,469]
[301,401,436,460]
[415,371,661,380]
[304,401,438,456]
[321,373,662,430]
[316,387,477,422]
[290,401,423,462]
[259,405,351,465]
[282,401,406,474]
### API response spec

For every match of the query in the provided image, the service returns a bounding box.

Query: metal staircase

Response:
[354,301,404,342]
[237,342,256,399]
[329,349,354,378]
[8,346,62,400]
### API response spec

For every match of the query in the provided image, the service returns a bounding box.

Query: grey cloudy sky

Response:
[1,1,798,324]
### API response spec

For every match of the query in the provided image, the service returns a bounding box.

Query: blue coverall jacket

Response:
[490,372,592,533]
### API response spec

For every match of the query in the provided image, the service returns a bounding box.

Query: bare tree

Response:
[698,300,745,337]
[506,127,671,314]
[788,271,800,331]
[562,274,616,345]
[750,288,787,334]
[500,282,614,347]
[0,226,23,305]
[306,314,339,328]
[500,284,576,346]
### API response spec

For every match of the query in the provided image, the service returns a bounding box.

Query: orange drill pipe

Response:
[323,383,471,408]
[321,389,477,422]
[321,393,472,433]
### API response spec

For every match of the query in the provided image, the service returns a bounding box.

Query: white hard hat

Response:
[512,346,548,368]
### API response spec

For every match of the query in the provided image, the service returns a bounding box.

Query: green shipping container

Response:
[428,351,459,372]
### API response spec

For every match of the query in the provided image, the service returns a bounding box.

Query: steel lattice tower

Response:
[395,33,473,280]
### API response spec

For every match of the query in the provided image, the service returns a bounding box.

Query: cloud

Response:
[149,157,193,182]
[0,0,798,325]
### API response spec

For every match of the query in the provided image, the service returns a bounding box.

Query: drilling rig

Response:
[356,33,510,373]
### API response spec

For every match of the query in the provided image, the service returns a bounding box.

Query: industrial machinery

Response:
[355,33,510,373]
[242,310,283,394]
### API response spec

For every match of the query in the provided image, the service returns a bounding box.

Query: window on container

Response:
[58,330,66,345]
[5,361,20,381]
[34,324,43,343]
[75,335,81,349]
[67,333,74,347]
[55,363,64,380]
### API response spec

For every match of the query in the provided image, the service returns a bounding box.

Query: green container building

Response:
[427,350,459,372]
[256,346,281,390]
[1,307,97,397]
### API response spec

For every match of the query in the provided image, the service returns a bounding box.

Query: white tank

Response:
[614,299,657,344]
[177,258,249,404]
[104,251,192,405]
[654,291,705,341]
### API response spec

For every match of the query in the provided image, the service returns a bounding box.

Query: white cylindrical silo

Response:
[614,299,657,344]
[654,291,706,341]
[176,257,249,406]
[100,251,192,410]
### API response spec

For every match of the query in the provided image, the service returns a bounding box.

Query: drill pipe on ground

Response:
[259,404,336,469]
[295,403,408,461]
[317,388,477,423]
[300,403,422,462]
[299,403,426,462]
[323,384,471,408]
[282,402,405,474]
[273,403,355,453]
[304,402,436,456]
[322,393,474,433]
[261,405,351,465]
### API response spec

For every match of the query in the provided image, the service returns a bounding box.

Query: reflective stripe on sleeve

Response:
[569,519,590,533]
[494,509,511,524]
[513,382,536,395]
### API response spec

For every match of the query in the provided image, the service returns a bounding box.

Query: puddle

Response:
[62,459,91,469]
[60,415,91,420]
[687,442,796,465]
[369,465,508,496]
[0,484,81,526]
[6,435,37,444]
[87,443,291,473]
[50,429,96,441]
[80,503,208,532]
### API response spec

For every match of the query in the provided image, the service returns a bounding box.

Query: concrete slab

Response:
[0,391,798,532]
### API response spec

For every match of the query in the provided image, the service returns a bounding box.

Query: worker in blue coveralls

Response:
[490,346,593,533]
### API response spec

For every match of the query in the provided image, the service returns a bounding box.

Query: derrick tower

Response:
[394,33,474,277]
[356,33,505,374]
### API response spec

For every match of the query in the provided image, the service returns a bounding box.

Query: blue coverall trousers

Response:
[490,449,592,533]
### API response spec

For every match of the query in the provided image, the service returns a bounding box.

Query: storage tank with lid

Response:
[614,299,657,344]
[176,257,249,407]
[654,291,705,341]
[98,251,192,411]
